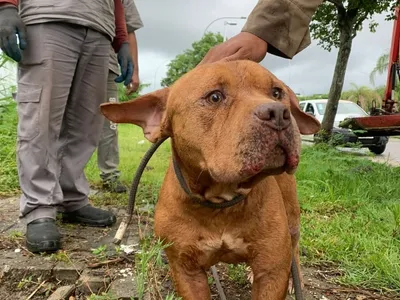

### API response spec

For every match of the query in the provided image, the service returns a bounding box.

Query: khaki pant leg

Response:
[17,23,84,223]
[97,71,121,182]
[57,27,110,211]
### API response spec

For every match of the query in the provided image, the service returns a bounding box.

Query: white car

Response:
[298,99,389,154]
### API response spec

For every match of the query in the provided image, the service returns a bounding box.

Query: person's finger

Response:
[120,58,128,80]
[17,25,28,50]
[222,48,248,62]
[124,62,133,86]
[8,33,21,61]
[114,74,124,83]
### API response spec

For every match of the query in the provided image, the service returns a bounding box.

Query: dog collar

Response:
[172,156,246,209]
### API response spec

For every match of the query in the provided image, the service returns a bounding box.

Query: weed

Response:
[135,236,171,299]
[8,230,23,242]
[165,293,182,300]
[86,292,118,300]
[49,250,70,263]
[17,275,34,289]
[227,264,247,285]
[114,245,122,256]
[389,204,400,239]
[91,245,108,260]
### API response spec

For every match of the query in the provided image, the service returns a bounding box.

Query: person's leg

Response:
[57,27,116,225]
[97,72,126,193]
[17,23,84,252]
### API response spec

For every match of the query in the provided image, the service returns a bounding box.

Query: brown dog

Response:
[101,61,320,299]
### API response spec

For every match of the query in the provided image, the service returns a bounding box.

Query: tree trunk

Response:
[319,17,355,139]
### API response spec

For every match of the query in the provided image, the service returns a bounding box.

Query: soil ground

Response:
[0,195,398,300]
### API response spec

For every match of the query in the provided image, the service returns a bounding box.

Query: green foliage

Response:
[117,82,151,103]
[341,83,381,111]
[91,245,108,260]
[0,101,19,195]
[161,33,223,87]
[311,0,398,52]
[0,51,17,102]
[298,93,329,100]
[370,52,390,85]
[227,264,248,285]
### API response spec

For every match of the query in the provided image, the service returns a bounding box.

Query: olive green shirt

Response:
[242,0,323,59]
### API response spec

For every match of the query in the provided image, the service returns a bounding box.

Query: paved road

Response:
[302,137,400,166]
[373,138,400,165]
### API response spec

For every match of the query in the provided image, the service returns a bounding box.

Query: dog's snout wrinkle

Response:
[254,103,291,130]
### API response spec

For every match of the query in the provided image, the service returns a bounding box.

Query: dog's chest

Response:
[197,232,250,261]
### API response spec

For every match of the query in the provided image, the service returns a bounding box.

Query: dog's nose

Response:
[254,103,291,130]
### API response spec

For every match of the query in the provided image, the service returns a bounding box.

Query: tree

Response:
[310,0,398,139]
[341,83,381,111]
[370,52,389,85]
[161,32,223,87]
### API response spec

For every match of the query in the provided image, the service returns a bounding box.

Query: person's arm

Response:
[128,32,140,92]
[113,0,134,86]
[200,0,322,65]
[242,0,323,59]
[0,0,17,5]
[112,0,128,53]
[123,0,144,93]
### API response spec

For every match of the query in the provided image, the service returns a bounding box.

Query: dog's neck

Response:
[171,149,251,205]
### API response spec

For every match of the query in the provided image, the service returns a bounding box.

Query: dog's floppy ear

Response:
[285,86,321,135]
[100,88,169,143]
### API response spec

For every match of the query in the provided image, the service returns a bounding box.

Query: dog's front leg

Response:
[167,253,211,300]
[250,254,291,300]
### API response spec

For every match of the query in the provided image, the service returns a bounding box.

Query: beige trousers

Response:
[16,23,110,223]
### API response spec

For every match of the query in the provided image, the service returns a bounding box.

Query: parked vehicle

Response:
[298,99,389,154]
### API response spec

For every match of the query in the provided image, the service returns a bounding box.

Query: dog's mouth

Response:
[235,136,300,190]
[237,147,298,190]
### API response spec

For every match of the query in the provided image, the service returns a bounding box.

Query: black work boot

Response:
[26,218,61,253]
[102,179,127,193]
[62,205,116,227]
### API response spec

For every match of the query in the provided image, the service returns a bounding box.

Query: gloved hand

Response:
[115,42,134,86]
[0,6,27,62]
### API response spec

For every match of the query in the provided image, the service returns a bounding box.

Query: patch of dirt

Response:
[0,196,398,300]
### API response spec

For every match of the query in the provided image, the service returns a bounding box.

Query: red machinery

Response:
[341,7,400,136]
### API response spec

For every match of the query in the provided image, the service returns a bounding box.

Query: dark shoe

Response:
[26,218,61,253]
[103,179,127,193]
[62,205,116,227]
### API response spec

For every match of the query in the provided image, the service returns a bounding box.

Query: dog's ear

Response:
[100,88,169,143]
[285,86,321,135]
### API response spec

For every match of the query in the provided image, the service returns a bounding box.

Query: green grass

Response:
[0,105,400,293]
[297,144,400,291]
[0,101,19,195]
[85,124,171,207]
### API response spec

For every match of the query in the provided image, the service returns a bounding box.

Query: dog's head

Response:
[101,61,320,187]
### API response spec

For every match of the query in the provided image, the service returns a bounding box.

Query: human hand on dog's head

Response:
[200,32,268,65]
[101,61,320,181]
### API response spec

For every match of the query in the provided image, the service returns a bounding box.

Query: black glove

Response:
[0,6,27,62]
[114,42,134,86]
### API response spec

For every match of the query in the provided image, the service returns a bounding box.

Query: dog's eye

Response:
[206,91,224,104]
[272,87,283,100]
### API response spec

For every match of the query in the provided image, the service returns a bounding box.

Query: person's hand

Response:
[0,6,27,62]
[126,72,139,95]
[115,42,134,86]
[200,32,268,65]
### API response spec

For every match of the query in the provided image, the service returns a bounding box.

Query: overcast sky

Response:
[134,0,392,96]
